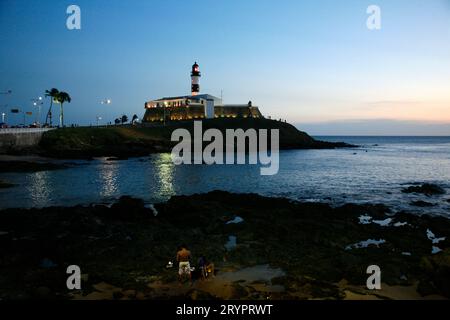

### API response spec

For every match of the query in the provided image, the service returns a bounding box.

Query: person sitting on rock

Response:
[177,245,192,283]
[198,255,215,280]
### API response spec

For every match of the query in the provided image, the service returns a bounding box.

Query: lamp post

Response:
[0,104,7,123]
[99,99,111,126]
[1,91,12,124]
[32,97,43,126]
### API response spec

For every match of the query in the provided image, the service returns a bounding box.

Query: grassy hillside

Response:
[39,118,351,158]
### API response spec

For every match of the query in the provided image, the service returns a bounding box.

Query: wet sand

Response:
[70,268,446,301]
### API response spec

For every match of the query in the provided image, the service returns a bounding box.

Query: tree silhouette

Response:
[56,92,71,127]
[44,88,59,126]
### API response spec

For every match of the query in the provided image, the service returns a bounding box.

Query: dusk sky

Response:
[1,0,449,135]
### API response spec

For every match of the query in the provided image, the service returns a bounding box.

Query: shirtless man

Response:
[176,245,192,283]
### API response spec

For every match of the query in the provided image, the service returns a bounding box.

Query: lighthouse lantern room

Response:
[191,62,201,96]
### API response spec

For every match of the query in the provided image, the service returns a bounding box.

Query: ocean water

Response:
[1,136,450,216]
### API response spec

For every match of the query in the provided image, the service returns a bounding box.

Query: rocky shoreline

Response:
[33,119,355,159]
[0,160,70,173]
[0,191,449,300]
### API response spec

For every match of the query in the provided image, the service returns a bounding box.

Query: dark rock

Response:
[0,180,15,189]
[113,291,124,300]
[33,287,52,299]
[40,258,57,268]
[411,201,435,207]
[419,249,450,297]
[271,276,343,299]
[1,191,449,299]
[0,161,68,173]
[186,289,217,300]
[402,183,446,195]
[109,196,152,221]
[229,284,249,299]
[106,157,128,161]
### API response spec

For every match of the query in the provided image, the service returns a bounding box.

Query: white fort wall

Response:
[0,128,55,151]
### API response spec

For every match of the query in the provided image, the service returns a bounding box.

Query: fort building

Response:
[143,62,263,123]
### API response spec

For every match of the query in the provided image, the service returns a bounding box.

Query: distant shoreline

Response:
[0,118,355,159]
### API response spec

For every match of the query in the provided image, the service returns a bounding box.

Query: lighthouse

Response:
[143,62,264,122]
[191,62,201,96]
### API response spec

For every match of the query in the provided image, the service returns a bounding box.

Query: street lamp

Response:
[31,97,44,126]
[99,100,111,125]
[1,91,12,124]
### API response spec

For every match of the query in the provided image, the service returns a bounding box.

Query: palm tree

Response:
[56,91,71,127]
[44,88,59,126]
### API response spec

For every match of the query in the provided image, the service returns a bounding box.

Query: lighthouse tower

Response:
[191,62,201,96]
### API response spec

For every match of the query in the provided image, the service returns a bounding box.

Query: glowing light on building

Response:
[142,62,263,122]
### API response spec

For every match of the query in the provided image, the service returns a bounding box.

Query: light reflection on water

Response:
[26,171,53,207]
[154,153,175,198]
[1,137,450,216]
[98,160,120,198]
